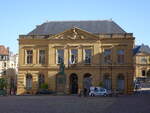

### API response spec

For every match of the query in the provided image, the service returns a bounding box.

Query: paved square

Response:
[0,95,150,113]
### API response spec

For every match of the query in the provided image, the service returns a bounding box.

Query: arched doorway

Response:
[142,70,146,76]
[103,73,111,89]
[83,73,92,91]
[147,69,150,77]
[70,73,78,94]
[117,74,125,91]
[38,73,45,88]
[26,74,32,90]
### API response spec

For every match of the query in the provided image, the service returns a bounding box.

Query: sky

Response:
[0,0,150,53]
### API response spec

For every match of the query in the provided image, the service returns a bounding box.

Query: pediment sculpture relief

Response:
[50,27,98,40]
[67,28,85,40]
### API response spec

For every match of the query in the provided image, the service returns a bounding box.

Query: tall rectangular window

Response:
[26,50,33,64]
[39,50,45,64]
[141,57,147,64]
[117,50,124,64]
[104,49,111,64]
[57,49,64,64]
[70,49,78,64]
[4,62,7,67]
[84,49,92,64]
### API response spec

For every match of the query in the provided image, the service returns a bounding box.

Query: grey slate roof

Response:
[133,44,150,55]
[28,20,126,35]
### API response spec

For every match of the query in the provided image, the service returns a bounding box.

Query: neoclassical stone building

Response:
[133,44,150,79]
[17,20,135,95]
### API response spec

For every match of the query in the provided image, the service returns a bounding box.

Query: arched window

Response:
[26,74,32,90]
[103,73,111,89]
[117,74,125,90]
[70,73,78,94]
[83,73,92,90]
[142,70,146,76]
[39,74,45,88]
[147,70,150,77]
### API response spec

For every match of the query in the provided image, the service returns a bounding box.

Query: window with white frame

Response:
[39,50,45,64]
[70,49,77,64]
[117,49,125,64]
[104,49,111,64]
[57,49,64,64]
[26,50,33,64]
[84,49,92,64]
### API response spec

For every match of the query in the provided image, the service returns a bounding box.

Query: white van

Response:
[89,87,108,96]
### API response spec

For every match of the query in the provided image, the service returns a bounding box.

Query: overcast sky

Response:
[0,0,150,53]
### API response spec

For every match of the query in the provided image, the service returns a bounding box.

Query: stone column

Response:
[78,46,83,65]
[48,71,57,92]
[112,71,116,90]
[32,73,38,94]
[78,73,83,92]
[17,73,26,95]
[64,47,69,67]
[33,49,37,64]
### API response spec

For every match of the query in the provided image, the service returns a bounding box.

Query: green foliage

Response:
[0,78,7,90]
[99,81,103,87]
[40,83,48,89]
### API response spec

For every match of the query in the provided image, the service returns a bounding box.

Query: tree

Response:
[40,83,48,89]
[99,81,103,87]
[0,78,7,90]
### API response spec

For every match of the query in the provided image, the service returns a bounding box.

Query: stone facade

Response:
[134,45,150,79]
[0,45,9,77]
[17,21,135,95]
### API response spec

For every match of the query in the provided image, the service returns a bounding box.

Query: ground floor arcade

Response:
[17,67,134,95]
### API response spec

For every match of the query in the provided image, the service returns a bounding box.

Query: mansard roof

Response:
[28,20,126,35]
[133,44,150,55]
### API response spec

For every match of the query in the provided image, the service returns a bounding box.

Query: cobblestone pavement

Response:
[0,94,150,113]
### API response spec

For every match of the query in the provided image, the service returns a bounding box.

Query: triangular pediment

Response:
[49,27,99,40]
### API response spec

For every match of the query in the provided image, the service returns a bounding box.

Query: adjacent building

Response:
[0,45,9,77]
[17,20,135,95]
[0,45,18,94]
[133,44,150,79]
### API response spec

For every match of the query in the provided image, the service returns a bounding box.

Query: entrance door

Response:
[117,74,125,91]
[56,74,66,93]
[70,73,78,94]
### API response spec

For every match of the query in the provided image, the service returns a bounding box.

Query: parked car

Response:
[89,87,111,96]
[36,89,54,95]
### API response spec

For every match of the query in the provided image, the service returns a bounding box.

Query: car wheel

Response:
[91,93,95,96]
[104,93,107,96]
